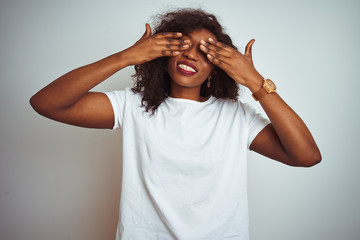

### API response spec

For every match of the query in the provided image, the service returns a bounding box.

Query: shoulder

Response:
[213,97,254,114]
[124,87,142,101]
[106,87,142,104]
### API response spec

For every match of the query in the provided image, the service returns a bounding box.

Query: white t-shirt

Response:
[105,88,270,240]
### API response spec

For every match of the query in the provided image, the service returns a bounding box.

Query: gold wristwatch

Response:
[252,78,276,101]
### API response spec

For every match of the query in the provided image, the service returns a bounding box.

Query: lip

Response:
[176,61,198,76]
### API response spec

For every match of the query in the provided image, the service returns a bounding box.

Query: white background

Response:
[1,0,359,239]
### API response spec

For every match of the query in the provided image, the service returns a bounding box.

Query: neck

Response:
[169,84,207,102]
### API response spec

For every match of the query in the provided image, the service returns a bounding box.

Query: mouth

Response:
[176,61,198,76]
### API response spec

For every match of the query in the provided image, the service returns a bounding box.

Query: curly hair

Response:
[132,8,239,114]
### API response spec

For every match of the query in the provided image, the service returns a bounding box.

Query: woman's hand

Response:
[199,38,263,93]
[124,23,190,66]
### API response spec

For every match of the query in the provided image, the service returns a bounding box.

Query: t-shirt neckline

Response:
[166,96,215,105]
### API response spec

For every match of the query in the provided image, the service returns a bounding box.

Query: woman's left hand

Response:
[199,38,263,92]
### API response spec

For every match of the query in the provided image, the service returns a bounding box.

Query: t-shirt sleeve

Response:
[243,102,271,149]
[104,90,126,130]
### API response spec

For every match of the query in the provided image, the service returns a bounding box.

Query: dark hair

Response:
[132,8,239,114]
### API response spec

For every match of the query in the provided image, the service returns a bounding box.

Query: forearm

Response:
[30,50,129,112]
[257,90,321,166]
[199,37,321,166]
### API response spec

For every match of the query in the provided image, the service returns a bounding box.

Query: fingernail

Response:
[207,54,213,59]
[200,40,206,45]
[174,51,180,54]
[208,38,214,42]
[182,44,189,48]
[200,45,206,50]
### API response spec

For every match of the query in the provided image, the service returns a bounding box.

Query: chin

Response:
[172,76,205,88]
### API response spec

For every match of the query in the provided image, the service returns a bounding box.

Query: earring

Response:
[207,76,212,88]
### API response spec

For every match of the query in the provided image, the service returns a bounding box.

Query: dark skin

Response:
[167,29,215,102]
[30,24,321,167]
[198,34,321,167]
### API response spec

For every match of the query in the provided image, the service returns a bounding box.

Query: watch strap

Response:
[252,87,268,101]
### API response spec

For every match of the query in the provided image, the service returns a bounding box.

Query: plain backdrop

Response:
[1,0,359,239]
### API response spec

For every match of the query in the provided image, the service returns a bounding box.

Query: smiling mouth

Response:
[176,61,198,76]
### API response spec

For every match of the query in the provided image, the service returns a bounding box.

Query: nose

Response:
[182,44,198,61]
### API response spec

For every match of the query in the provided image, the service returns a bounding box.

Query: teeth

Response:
[178,64,196,72]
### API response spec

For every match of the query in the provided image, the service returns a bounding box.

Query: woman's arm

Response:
[30,24,190,129]
[30,51,128,129]
[200,38,321,167]
[250,90,321,167]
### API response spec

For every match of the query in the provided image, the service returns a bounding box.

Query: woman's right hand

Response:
[124,23,190,65]
[30,23,189,129]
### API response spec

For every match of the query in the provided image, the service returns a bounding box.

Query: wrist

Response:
[114,50,133,68]
[247,74,263,93]
[252,78,277,101]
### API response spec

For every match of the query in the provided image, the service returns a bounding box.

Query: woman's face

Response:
[167,28,216,89]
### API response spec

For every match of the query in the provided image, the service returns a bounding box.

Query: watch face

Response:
[265,79,276,90]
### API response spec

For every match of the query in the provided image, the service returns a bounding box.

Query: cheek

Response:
[201,61,214,76]
[167,57,176,74]
[198,53,214,70]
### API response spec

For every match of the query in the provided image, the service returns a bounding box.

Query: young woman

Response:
[30,8,321,240]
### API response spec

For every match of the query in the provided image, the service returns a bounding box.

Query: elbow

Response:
[29,94,50,117]
[290,150,322,168]
[29,94,42,114]
[301,156,321,167]
[29,95,37,109]
[306,148,322,167]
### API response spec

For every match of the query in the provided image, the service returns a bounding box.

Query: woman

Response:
[30,8,321,240]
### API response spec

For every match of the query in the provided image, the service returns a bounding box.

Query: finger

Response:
[162,43,190,51]
[206,53,230,68]
[200,40,232,58]
[160,50,181,56]
[155,38,190,51]
[207,38,234,53]
[200,44,230,63]
[158,38,190,45]
[245,39,255,58]
[145,23,152,37]
[136,23,152,44]
[139,23,151,40]
[154,32,183,39]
